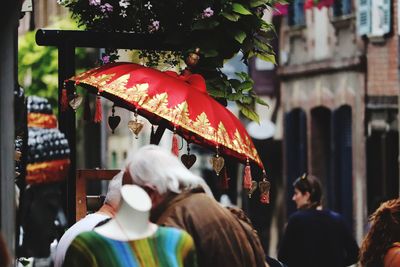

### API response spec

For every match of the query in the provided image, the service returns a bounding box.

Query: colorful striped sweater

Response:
[63,227,197,267]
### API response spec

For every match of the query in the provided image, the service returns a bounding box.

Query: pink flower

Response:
[148,20,160,33]
[152,20,160,30]
[89,0,101,6]
[100,3,113,12]
[102,55,110,64]
[202,7,214,18]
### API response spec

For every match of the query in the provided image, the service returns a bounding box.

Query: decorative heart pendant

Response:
[128,120,144,138]
[210,155,224,175]
[259,179,271,193]
[181,154,197,169]
[69,94,83,111]
[248,180,258,198]
[108,115,121,134]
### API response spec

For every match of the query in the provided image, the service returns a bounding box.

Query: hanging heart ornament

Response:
[181,154,197,169]
[259,179,271,204]
[248,180,258,198]
[128,120,144,138]
[69,94,83,111]
[108,115,121,134]
[210,155,225,175]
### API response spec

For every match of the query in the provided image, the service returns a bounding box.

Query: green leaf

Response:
[248,50,256,58]
[207,88,227,98]
[238,81,253,92]
[235,71,250,81]
[255,96,269,106]
[254,38,273,53]
[256,52,276,64]
[241,95,253,104]
[237,103,260,123]
[221,12,240,21]
[260,19,274,32]
[192,19,220,30]
[203,49,219,58]
[229,79,242,89]
[250,0,270,7]
[226,93,243,101]
[234,30,247,44]
[232,3,252,15]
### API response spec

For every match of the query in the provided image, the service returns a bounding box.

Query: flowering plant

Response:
[59,0,280,122]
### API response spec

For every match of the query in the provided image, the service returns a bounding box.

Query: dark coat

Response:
[278,209,359,267]
[151,188,266,267]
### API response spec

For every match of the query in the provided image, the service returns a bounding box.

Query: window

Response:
[357,0,391,37]
[288,0,305,26]
[333,0,352,17]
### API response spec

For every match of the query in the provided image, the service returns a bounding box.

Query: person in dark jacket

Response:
[278,174,359,267]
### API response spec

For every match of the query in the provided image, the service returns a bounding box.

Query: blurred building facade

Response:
[272,0,399,248]
[19,0,68,35]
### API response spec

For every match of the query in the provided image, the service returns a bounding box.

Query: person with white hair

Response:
[53,171,124,267]
[124,145,267,267]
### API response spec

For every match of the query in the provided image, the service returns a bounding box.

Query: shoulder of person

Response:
[384,243,400,267]
[225,206,253,225]
[287,209,312,222]
[325,209,344,219]
[157,226,190,236]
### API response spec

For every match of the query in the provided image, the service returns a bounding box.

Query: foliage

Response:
[18,17,94,115]
[59,0,283,122]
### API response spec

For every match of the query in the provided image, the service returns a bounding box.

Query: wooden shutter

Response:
[294,0,306,26]
[284,109,307,216]
[332,106,353,228]
[357,0,371,36]
[370,0,391,36]
[381,0,391,35]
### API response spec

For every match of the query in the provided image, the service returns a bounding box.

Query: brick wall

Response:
[366,0,399,96]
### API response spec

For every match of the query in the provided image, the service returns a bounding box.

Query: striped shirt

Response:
[63,227,197,267]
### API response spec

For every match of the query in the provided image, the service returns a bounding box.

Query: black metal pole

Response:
[36,29,190,50]
[58,44,76,226]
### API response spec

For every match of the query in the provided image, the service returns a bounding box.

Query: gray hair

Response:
[125,145,213,196]
[103,171,124,208]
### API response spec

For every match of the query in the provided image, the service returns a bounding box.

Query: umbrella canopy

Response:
[67,62,263,169]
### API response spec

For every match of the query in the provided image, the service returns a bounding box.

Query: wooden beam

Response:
[36,29,190,51]
[76,169,120,221]
[58,44,77,226]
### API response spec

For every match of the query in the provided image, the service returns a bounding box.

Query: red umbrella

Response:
[66,62,264,170]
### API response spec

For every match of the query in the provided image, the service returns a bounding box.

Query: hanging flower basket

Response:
[304,0,334,9]
[59,0,282,122]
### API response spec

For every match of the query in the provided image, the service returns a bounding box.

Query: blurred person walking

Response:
[278,174,359,267]
[360,198,400,267]
[124,145,268,267]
